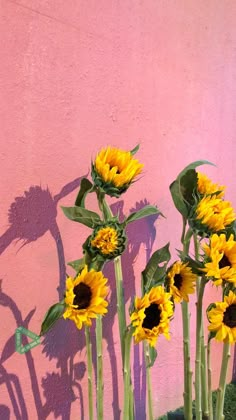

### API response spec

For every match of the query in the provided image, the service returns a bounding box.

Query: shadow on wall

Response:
[0,178,158,420]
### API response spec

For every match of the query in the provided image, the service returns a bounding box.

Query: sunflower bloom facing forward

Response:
[130,286,173,347]
[87,221,127,260]
[63,266,109,329]
[202,234,236,286]
[167,261,197,303]
[207,291,236,343]
[92,146,144,197]
[195,194,235,233]
[197,172,225,197]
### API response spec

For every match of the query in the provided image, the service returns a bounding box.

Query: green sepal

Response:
[75,178,94,207]
[124,205,163,225]
[142,243,171,292]
[130,144,140,155]
[206,302,216,322]
[146,345,157,368]
[208,330,217,343]
[40,302,66,336]
[61,206,102,228]
[170,160,214,217]
[67,257,85,273]
[223,283,236,297]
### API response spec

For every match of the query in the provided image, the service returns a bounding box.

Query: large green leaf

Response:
[40,302,65,336]
[142,243,171,292]
[125,205,162,225]
[146,345,157,368]
[75,178,94,207]
[170,160,214,217]
[61,206,102,228]
[67,257,85,273]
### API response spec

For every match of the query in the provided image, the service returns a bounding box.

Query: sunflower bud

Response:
[91,146,143,197]
[84,221,127,260]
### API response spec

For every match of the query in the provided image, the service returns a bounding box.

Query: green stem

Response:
[195,279,205,420]
[114,255,126,366]
[123,329,133,420]
[215,342,231,420]
[181,301,193,420]
[85,326,94,420]
[96,315,103,420]
[181,227,193,420]
[207,339,213,420]
[144,341,154,420]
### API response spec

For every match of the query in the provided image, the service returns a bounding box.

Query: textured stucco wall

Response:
[1,1,236,419]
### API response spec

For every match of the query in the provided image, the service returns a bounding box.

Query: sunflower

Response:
[130,286,173,347]
[87,221,127,260]
[197,172,225,197]
[63,266,108,329]
[202,234,236,286]
[207,291,236,343]
[166,261,196,303]
[195,194,235,233]
[91,146,143,197]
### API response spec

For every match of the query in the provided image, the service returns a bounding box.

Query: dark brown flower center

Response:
[219,254,231,269]
[73,282,92,309]
[142,303,161,330]
[223,304,236,328]
[174,273,183,290]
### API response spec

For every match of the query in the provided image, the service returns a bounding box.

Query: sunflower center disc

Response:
[73,282,92,309]
[174,273,183,290]
[223,304,236,328]
[219,254,231,269]
[142,303,161,330]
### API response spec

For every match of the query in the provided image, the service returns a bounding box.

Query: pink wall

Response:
[1,1,236,418]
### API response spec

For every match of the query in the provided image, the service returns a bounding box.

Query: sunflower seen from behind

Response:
[207,290,236,343]
[63,265,109,329]
[130,286,173,347]
[167,261,197,303]
[202,233,236,286]
[92,146,143,197]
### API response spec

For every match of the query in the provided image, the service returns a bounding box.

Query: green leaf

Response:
[170,160,214,217]
[75,178,94,207]
[125,205,162,225]
[146,345,157,368]
[130,144,140,155]
[61,206,102,228]
[142,243,171,291]
[40,302,65,336]
[170,180,189,218]
[67,258,85,273]
[177,251,205,275]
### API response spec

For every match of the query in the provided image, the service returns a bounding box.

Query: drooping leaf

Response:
[40,302,65,336]
[75,178,94,207]
[61,206,102,228]
[67,258,85,273]
[125,205,162,225]
[146,345,157,368]
[180,169,198,205]
[130,144,140,155]
[170,180,189,218]
[142,243,171,292]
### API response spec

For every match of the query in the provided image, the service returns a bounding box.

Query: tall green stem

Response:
[85,326,94,420]
[215,342,231,420]
[207,339,213,420]
[123,329,133,420]
[181,226,193,420]
[144,341,154,420]
[96,315,103,420]
[195,279,205,420]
